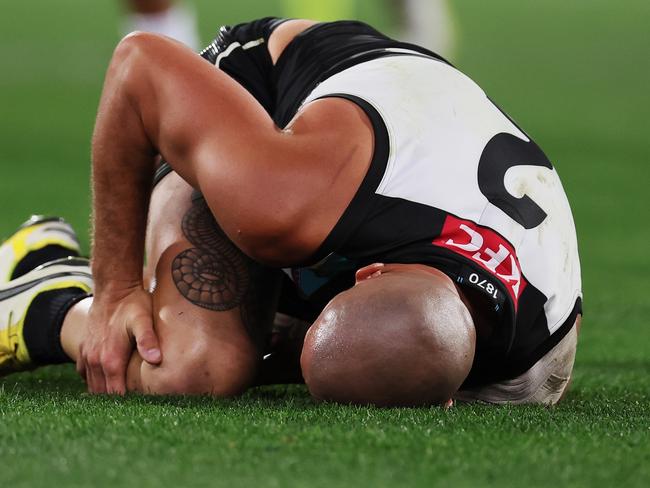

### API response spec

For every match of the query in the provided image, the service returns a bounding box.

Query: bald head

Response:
[301,264,476,407]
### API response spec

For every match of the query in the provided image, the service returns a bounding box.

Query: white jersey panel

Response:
[303,55,529,245]
[302,54,581,333]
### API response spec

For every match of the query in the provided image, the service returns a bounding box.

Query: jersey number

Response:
[477,133,552,229]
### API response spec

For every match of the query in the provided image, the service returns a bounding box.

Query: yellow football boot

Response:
[0,257,92,375]
[0,216,81,284]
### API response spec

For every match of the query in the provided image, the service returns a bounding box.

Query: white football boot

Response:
[0,216,81,284]
[0,257,92,375]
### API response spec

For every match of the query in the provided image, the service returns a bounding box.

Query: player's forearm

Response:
[92,91,155,299]
[89,39,163,295]
[90,137,154,295]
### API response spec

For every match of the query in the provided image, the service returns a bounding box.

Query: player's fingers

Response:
[75,345,87,381]
[75,357,87,382]
[131,317,162,365]
[102,353,127,396]
[86,353,107,394]
[82,347,106,393]
[355,263,385,283]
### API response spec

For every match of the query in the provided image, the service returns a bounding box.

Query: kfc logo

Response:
[432,216,527,307]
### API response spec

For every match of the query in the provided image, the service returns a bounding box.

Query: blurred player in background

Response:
[121,0,200,50]
[121,0,457,58]
[392,0,455,59]
[283,0,455,59]
[282,0,355,21]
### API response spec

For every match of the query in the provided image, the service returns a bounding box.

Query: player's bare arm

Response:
[82,22,373,393]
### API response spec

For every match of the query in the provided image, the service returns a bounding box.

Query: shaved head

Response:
[301,264,476,407]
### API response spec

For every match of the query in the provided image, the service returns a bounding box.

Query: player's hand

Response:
[78,286,162,394]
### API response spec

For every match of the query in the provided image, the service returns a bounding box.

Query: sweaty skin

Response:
[79,20,374,394]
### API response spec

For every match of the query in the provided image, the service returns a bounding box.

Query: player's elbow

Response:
[201,190,313,266]
[112,31,154,65]
[109,31,168,84]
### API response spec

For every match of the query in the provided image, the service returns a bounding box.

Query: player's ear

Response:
[355,263,384,283]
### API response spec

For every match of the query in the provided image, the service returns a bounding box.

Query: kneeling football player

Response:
[0,17,582,406]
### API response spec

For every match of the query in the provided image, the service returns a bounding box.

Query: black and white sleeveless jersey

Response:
[200,18,583,386]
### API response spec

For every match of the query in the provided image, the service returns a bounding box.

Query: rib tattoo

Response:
[171,196,280,345]
[172,198,249,311]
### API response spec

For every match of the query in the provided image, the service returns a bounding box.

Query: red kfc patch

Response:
[432,216,527,308]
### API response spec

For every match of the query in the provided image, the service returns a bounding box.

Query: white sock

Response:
[122,2,200,51]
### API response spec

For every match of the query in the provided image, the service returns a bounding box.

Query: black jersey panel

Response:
[271,20,449,127]
[300,183,574,384]
[333,196,447,261]
[461,297,581,386]
[200,18,448,127]
[306,93,391,265]
[277,269,357,324]
[155,18,287,176]
[462,283,550,386]
[504,297,582,381]
[200,17,288,115]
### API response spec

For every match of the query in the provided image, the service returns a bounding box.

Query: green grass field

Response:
[1,1,649,486]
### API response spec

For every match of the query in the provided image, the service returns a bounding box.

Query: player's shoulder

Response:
[284,96,376,167]
[290,95,369,127]
[268,19,319,64]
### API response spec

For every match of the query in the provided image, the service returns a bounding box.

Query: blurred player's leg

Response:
[282,0,354,20]
[121,0,200,50]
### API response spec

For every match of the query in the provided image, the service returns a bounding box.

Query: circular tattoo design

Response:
[172,249,246,311]
[172,198,250,312]
[181,199,224,250]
